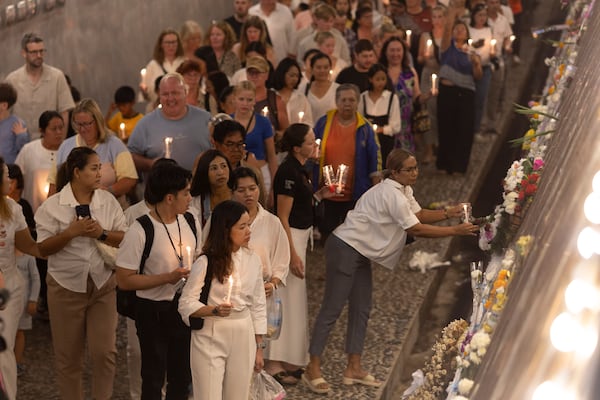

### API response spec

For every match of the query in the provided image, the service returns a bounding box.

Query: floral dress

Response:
[393,69,416,151]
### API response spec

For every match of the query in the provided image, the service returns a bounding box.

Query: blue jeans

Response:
[474,65,492,133]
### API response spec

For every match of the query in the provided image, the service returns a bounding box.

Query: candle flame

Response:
[468,39,473,46]
[510,35,516,42]
[298,111,304,121]
[140,68,147,77]
[261,106,268,116]
[426,39,432,47]
[44,184,49,195]
[119,122,125,130]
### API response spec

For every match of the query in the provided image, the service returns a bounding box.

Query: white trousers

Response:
[191,309,255,400]
[0,267,25,400]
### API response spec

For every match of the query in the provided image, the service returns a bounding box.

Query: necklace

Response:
[155,206,183,267]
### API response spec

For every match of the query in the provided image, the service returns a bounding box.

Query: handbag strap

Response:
[199,254,213,305]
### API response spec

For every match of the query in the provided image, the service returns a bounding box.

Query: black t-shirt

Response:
[225,16,243,41]
[336,66,370,93]
[273,156,314,229]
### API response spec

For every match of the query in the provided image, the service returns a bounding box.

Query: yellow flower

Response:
[548,86,555,94]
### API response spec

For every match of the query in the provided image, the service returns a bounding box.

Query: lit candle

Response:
[372,123,378,133]
[261,106,268,117]
[44,183,49,195]
[164,137,173,158]
[226,275,234,303]
[406,30,412,48]
[118,122,126,140]
[336,164,347,194]
[426,38,433,57]
[140,68,147,82]
[507,34,516,51]
[315,138,321,159]
[431,73,438,95]
[490,38,497,56]
[323,165,335,191]
[468,39,473,47]
[463,203,470,223]
[298,111,304,122]
[185,246,192,269]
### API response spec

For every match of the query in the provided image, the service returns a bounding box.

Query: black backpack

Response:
[116,212,197,320]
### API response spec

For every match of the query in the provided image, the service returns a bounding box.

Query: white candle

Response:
[323,165,334,187]
[226,275,234,303]
[164,137,173,158]
[298,111,304,122]
[406,30,412,48]
[185,246,192,269]
[44,183,49,195]
[507,34,516,51]
[372,123,378,133]
[426,39,433,57]
[119,122,126,140]
[431,73,438,95]
[140,68,147,82]
[336,164,347,194]
[468,39,473,47]
[261,106,268,117]
[463,203,470,223]
[315,138,321,159]
[490,39,497,56]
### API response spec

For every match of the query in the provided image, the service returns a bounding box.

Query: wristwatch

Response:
[97,230,108,241]
[257,342,267,349]
[212,306,219,315]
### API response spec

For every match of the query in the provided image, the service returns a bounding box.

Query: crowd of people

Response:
[0,0,524,398]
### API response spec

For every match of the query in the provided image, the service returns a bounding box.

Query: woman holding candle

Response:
[140,28,185,112]
[0,157,41,400]
[178,200,267,400]
[304,149,478,394]
[299,52,340,123]
[273,124,335,382]
[205,21,241,79]
[190,149,233,226]
[36,147,127,399]
[417,5,447,164]
[358,63,401,167]
[48,99,138,208]
[231,80,278,200]
[379,36,425,152]
[273,58,314,126]
[468,3,494,135]
[436,3,482,175]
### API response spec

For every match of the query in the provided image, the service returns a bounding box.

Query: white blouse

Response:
[358,90,402,137]
[178,247,267,335]
[0,199,28,272]
[35,184,127,292]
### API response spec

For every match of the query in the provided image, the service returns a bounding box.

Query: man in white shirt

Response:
[249,0,296,64]
[6,33,75,140]
[116,162,202,400]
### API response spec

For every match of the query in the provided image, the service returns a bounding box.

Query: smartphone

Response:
[75,205,91,219]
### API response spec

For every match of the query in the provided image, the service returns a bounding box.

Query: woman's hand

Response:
[446,205,466,219]
[27,301,37,316]
[254,347,264,372]
[66,217,97,238]
[166,267,190,284]
[290,253,305,279]
[453,222,479,236]
[316,185,337,201]
[212,303,232,317]
[12,120,27,135]
[264,281,275,297]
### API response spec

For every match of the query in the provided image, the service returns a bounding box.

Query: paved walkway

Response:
[15,1,560,398]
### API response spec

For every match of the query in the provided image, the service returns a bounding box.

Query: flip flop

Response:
[342,373,382,387]
[302,373,331,394]
[272,371,298,385]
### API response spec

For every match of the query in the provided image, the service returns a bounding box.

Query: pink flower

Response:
[533,158,545,171]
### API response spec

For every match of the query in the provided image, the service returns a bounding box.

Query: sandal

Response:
[342,373,382,387]
[272,371,298,385]
[302,372,330,394]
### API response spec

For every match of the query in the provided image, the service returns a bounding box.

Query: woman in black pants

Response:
[436,2,482,175]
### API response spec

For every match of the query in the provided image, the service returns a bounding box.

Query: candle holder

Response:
[164,137,173,159]
[462,202,471,223]
[323,165,335,192]
[335,164,348,194]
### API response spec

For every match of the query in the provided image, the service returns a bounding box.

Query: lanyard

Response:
[155,206,183,268]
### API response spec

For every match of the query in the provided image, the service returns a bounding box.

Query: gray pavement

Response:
[15,2,558,398]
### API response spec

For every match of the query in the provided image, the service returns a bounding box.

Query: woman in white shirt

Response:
[0,157,40,400]
[303,149,478,394]
[358,63,401,167]
[36,147,127,400]
[179,200,267,400]
[299,52,340,123]
[140,29,185,112]
[230,167,294,383]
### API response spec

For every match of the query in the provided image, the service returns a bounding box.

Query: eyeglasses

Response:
[26,49,46,55]
[74,120,95,129]
[162,40,179,46]
[223,141,245,150]
[399,166,419,173]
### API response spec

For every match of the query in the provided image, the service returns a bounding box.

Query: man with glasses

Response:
[6,32,74,140]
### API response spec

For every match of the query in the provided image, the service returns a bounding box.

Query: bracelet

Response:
[212,306,219,315]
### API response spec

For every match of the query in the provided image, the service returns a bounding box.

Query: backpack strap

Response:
[182,211,198,241]
[199,254,212,304]
[386,91,395,115]
[266,89,280,131]
[136,214,154,275]
[362,93,367,116]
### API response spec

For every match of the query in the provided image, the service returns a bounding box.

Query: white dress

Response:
[15,139,56,212]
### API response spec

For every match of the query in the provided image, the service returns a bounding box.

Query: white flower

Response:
[568,51,578,63]
[470,353,481,364]
[458,379,474,395]
[477,347,487,357]
[503,192,519,215]
[471,332,491,348]
[551,93,561,103]
[471,270,483,280]
[501,249,515,269]
[454,396,470,400]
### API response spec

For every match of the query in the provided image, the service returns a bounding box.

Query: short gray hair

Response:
[21,32,43,50]
[335,83,360,102]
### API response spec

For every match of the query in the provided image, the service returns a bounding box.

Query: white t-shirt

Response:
[333,178,421,270]
[488,13,514,55]
[35,184,127,292]
[116,213,202,301]
[15,139,57,212]
[469,26,494,66]
[0,199,28,272]
[124,200,151,226]
[299,81,340,123]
